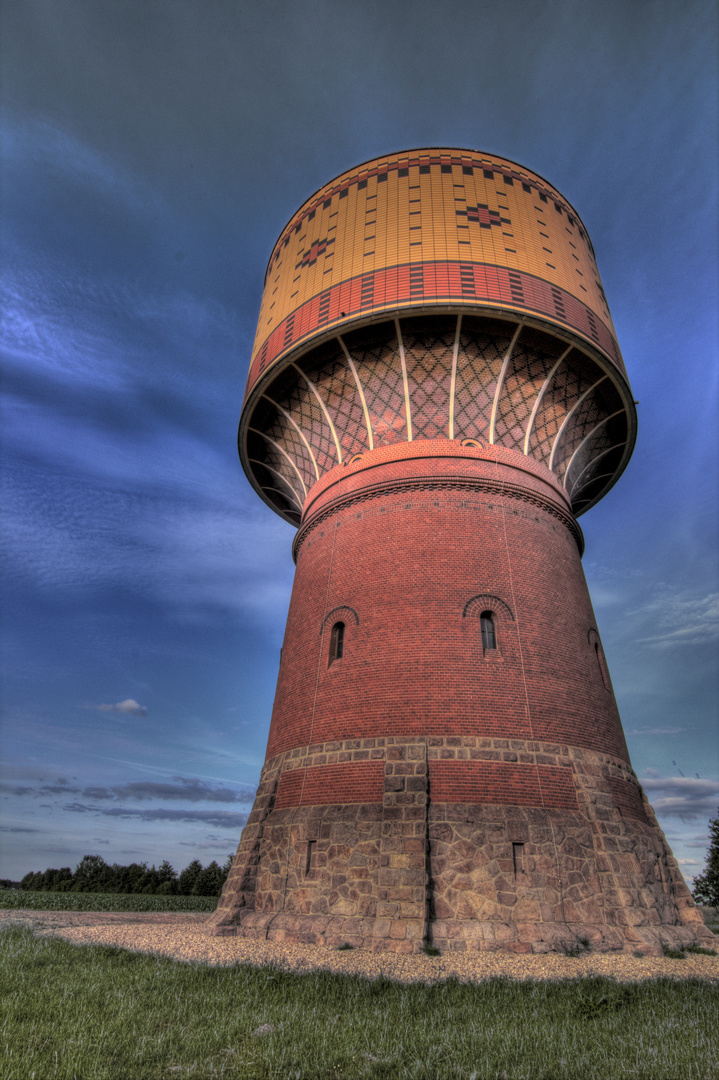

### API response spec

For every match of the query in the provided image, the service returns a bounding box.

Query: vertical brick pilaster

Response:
[373,742,429,952]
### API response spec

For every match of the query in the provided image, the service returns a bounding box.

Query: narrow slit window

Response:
[305,840,316,877]
[512,842,525,878]
[592,636,610,691]
[480,611,497,650]
[328,621,345,665]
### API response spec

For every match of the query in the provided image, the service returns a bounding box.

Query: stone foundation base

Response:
[209,737,714,956]
[211,911,712,957]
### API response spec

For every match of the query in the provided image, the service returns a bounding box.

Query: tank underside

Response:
[242,313,635,525]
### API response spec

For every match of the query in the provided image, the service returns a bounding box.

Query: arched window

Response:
[328,621,345,665]
[480,611,497,650]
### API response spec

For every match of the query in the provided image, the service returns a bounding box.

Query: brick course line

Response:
[275,762,385,807]
[293,476,583,560]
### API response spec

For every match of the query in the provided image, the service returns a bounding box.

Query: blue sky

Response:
[1,0,717,884]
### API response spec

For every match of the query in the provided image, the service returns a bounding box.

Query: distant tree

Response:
[219,855,233,888]
[41,867,73,891]
[17,855,228,896]
[72,854,110,892]
[139,865,162,893]
[193,861,223,896]
[158,860,177,889]
[692,809,719,908]
[177,859,203,895]
[110,861,145,893]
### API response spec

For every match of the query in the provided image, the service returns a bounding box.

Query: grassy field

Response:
[0,888,218,913]
[1,926,717,1080]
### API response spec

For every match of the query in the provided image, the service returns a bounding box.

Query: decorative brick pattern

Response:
[453,320,509,443]
[308,350,369,460]
[351,330,408,447]
[237,151,636,524]
[243,315,634,525]
[402,318,455,441]
[246,263,625,391]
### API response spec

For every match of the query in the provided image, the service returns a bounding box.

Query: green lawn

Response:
[0,888,217,913]
[1,926,717,1079]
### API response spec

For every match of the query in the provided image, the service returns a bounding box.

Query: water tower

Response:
[209,149,710,954]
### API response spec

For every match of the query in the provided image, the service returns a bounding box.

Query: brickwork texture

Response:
[208,151,712,955]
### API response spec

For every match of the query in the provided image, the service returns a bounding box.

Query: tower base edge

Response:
[208,738,714,956]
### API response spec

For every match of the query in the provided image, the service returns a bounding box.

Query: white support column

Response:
[522,345,572,455]
[338,335,374,451]
[249,427,308,500]
[395,318,413,442]
[250,458,304,511]
[488,322,523,445]
[548,375,607,472]
[292,364,343,465]
[561,411,624,488]
[263,394,320,482]
[567,441,626,498]
[448,313,462,441]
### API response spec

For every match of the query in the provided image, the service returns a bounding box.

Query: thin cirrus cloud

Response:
[95,699,147,716]
[1,418,293,626]
[18,776,255,804]
[61,803,248,829]
[633,592,719,649]
[83,777,255,803]
[628,727,688,736]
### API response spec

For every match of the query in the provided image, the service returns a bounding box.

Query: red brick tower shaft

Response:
[209,150,711,953]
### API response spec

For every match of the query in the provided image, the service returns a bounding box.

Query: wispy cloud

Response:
[642,775,719,818]
[628,726,688,736]
[62,803,247,829]
[80,777,254,804]
[94,699,147,716]
[7,775,253,805]
[632,591,719,649]
[1,426,293,627]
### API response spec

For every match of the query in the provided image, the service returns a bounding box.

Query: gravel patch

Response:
[2,908,717,984]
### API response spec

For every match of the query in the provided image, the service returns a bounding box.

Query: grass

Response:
[0,888,217,913]
[1,926,718,1079]
[662,944,717,960]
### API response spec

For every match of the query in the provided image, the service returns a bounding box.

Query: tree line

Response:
[18,854,233,897]
[692,811,719,908]
[11,810,719,906]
